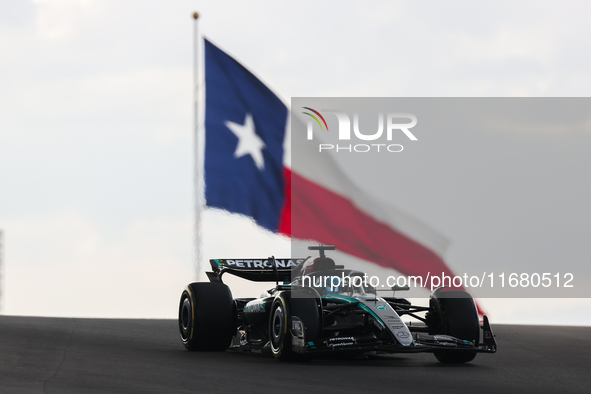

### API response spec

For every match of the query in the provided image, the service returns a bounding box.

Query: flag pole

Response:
[192,12,204,282]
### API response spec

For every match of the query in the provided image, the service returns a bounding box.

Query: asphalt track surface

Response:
[0,316,589,393]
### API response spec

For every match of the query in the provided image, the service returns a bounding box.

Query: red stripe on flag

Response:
[281,168,485,315]
[278,167,292,235]
[289,169,451,276]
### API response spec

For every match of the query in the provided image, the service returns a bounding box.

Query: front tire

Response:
[178,282,236,351]
[431,290,479,364]
[269,296,291,360]
[269,290,321,361]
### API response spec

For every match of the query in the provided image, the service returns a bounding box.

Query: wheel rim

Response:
[271,305,284,349]
[179,297,191,341]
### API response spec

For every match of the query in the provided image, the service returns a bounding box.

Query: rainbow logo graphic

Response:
[302,107,329,131]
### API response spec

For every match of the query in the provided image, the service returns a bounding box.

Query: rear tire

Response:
[431,290,479,364]
[178,282,236,351]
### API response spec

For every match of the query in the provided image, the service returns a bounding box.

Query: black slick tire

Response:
[178,282,236,351]
[432,290,479,364]
[269,290,321,361]
[270,295,291,360]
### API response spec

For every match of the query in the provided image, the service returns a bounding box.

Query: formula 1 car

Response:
[178,245,497,363]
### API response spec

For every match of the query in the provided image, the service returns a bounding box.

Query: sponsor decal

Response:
[434,335,456,342]
[244,301,266,313]
[366,300,412,346]
[328,336,356,342]
[219,259,304,269]
[326,337,357,348]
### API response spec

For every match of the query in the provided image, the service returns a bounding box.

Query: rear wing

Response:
[207,258,306,283]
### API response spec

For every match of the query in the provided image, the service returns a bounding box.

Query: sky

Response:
[1,0,590,323]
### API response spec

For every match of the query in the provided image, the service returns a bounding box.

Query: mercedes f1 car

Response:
[178,245,496,363]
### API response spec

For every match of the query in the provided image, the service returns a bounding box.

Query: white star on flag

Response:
[224,113,266,170]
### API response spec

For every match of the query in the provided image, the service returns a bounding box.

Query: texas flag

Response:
[204,38,460,286]
[204,39,288,232]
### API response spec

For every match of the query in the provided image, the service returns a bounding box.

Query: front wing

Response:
[293,316,497,355]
